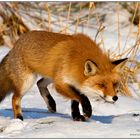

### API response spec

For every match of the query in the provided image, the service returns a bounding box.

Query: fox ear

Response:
[112,58,128,65]
[84,60,97,76]
[112,58,128,72]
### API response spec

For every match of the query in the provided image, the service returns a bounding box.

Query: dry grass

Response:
[113,2,140,96]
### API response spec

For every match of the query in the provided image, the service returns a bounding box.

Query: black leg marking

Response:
[71,100,86,121]
[16,114,23,121]
[69,85,92,121]
[37,78,56,113]
[80,94,92,119]
[47,94,56,112]
[69,85,81,96]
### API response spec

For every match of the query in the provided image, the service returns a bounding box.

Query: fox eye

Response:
[98,83,105,88]
[113,82,119,87]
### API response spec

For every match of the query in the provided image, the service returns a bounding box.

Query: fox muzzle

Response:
[104,95,118,103]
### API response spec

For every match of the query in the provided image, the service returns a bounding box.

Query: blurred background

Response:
[0,1,140,97]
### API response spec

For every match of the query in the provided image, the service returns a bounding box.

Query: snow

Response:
[0,3,140,138]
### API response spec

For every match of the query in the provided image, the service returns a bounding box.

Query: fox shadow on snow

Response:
[0,108,113,124]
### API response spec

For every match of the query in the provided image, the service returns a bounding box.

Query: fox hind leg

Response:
[12,92,23,120]
[37,78,56,113]
[12,73,37,120]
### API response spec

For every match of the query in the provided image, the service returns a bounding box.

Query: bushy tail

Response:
[0,55,13,102]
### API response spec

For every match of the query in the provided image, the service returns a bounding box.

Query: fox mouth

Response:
[99,95,115,104]
[80,86,117,103]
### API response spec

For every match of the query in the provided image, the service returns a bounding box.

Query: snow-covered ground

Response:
[0,77,140,138]
[0,2,140,138]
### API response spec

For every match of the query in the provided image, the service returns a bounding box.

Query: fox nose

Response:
[112,96,118,101]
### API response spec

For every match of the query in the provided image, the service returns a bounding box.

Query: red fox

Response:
[0,31,127,121]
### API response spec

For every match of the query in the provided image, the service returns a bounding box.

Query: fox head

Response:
[81,58,128,103]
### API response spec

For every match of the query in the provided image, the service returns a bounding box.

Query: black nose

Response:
[112,96,118,101]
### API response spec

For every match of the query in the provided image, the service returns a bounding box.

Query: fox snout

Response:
[104,95,118,103]
[112,96,118,101]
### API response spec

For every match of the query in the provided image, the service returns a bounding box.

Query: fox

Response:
[0,31,127,121]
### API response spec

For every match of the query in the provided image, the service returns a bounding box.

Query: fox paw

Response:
[16,115,23,121]
[48,108,56,113]
[73,115,86,122]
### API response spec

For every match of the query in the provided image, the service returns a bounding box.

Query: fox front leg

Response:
[37,78,56,113]
[71,94,92,121]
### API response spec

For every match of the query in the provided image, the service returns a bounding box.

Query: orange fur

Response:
[0,31,125,118]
